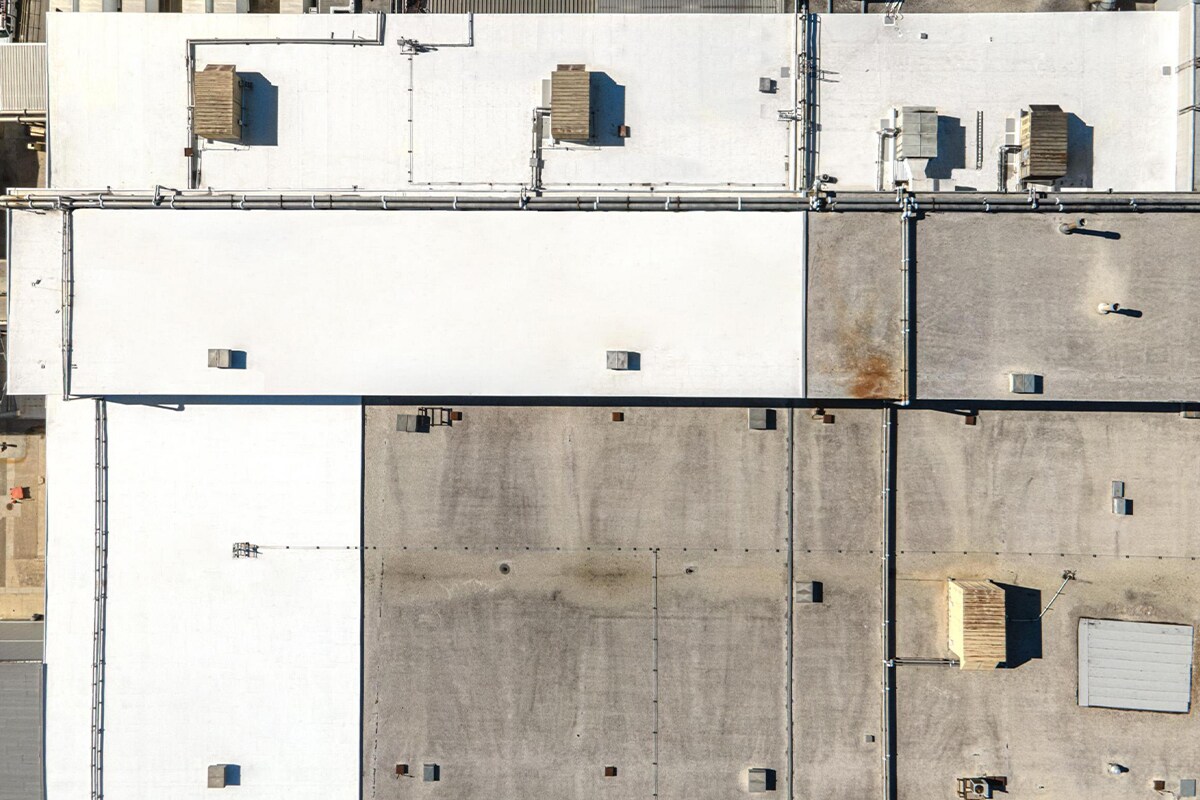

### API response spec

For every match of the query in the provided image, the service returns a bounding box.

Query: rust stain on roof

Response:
[837,301,899,399]
[848,352,896,399]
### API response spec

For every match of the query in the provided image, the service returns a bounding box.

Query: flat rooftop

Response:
[808,210,1200,403]
[358,403,1200,800]
[12,206,1200,403]
[20,7,1200,800]
[47,13,794,192]
[36,398,1200,798]
[818,12,1181,192]
[39,9,1192,193]
[8,209,807,397]
[44,398,361,800]
[0,662,42,800]
[892,408,1200,797]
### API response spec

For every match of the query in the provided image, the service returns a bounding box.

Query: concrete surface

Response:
[0,663,42,800]
[893,405,1200,798]
[656,551,787,800]
[897,409,1200,558]
[806,214,902,400]
[363,405,790,552]
[36,392,1200,800]
[793,407,882,553]
[895,553,1200,800]
[0,432,45,620]
[792,552,882,800]
[918,213,1200,402]
[364,405,889,800]
[364,403,1200,800]
[363,549,656,800]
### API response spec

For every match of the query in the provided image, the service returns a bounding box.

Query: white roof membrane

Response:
[9,209,808,398]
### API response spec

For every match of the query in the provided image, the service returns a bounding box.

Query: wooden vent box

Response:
[194,64,243,143]
[1018,104,1068,183]
[550,64,591,142]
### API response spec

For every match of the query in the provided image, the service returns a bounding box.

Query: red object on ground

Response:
[9,487,29,501]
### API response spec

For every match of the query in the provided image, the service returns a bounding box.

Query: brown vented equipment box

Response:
[1019,104,1068,183]
[550,64,591,142]
[194,65,243,143]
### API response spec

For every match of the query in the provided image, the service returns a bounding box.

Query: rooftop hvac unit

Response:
[194,65,244,143]
[897,106,938,160]
[956,776,1005,800]
[550,64,592,142]
[1019,105,1068,183]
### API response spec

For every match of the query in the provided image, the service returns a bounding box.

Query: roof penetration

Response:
[1078,618,1194,713]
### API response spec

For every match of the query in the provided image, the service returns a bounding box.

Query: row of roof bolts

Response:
[213,347,1200,417]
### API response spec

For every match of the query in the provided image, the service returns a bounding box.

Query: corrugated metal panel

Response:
[0,621,42,662]
[551,67,590,142]
[425,0,783,11]
[1078,618,1194,713]
[948,580,1006,670]
[1019,104,1068,182]
[0,663,43,800]
[0,44,47,115]
[194,65,242,142]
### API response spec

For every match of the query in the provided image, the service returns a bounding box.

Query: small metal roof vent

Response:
[606,350,638,371]
[1008,373,1042,394]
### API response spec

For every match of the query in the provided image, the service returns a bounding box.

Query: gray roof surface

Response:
[0,662,43,800]
[1078,618,1194,713]
[0,621,43,662]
